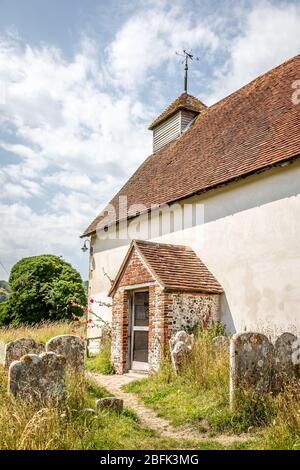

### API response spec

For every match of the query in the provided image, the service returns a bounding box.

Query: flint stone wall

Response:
[46,334,84,371]
[8,352,66,402]
[170,293,220,333]
[4,338,44,368]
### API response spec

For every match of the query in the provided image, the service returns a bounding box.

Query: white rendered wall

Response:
[88,159,300,340]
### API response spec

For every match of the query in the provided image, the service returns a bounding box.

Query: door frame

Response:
[130,289,149,371]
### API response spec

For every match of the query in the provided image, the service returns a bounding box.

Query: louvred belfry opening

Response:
[148,92,206,152]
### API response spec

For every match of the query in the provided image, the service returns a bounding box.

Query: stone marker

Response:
[169,330,193,351]
[46,334,84,371]
[169,330,193,374]
[230,332,273,408]
[96,397,123,414]
[4,338,44,368]
[8,352,66,402]
[273,332,298,392]
[212,335,230,353]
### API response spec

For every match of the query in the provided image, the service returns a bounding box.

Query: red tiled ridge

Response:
[83,54,300,237]
[148,92,206,129]
[109,240,223,296]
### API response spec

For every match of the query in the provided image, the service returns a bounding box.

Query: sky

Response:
[0,0,300,281]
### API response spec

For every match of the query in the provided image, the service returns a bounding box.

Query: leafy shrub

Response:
[1,255,87,325]
[0,281,10,303]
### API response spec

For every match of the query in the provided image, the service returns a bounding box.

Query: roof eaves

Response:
[81,152,300,238]
[148,104,202,130]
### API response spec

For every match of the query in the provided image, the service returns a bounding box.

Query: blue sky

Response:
[0,0,300,281]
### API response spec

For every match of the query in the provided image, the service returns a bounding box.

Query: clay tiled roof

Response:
[148,92,206,129]
[83,55,300,237]
[109,240,223,295]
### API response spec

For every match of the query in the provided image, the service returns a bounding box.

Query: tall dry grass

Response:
[182,327,229,393]
[126,325,231,430]
[0,322,195,450]
[126,325,298,437]
[261,380,300,449]
[0,365,189,450]
[0,366,100,449]
[0,321,73,344]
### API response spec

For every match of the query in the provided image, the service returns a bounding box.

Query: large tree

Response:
[0,255,87,325]
[0,280,10,302]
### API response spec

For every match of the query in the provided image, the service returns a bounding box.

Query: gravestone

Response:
[169,330,193,374]
[96,397,123,414]
[212,335,230,353]
[169,330,193,351]
[46,334,84,371]
[0,340,5,365]
[230,332,273,408]
[4,338,44,368]
[8,352,66,402]
[273,332,298,392]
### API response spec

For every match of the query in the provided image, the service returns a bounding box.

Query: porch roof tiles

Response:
[109,240,223,296]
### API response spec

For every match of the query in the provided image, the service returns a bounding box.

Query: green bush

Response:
[1,255,87,325]
[0,281,10,303]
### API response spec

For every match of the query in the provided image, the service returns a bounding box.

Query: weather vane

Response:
[175,49,199,93]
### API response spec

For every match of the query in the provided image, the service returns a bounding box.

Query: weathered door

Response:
[131,291,149,371]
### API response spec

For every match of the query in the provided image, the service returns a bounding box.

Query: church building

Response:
[82,55,300,373]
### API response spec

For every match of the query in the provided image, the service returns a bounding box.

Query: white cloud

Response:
[108,4,219,90]
[206,1,300,104]
[0,0,300,280]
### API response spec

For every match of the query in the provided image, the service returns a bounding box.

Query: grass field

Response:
[0,323,223,450]
[1,322,300,450]
[124,327,300,450]
[0,321,73,344]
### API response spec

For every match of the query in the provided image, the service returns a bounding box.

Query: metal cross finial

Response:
[175,50,199,93]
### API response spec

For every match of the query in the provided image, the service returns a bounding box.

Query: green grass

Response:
[2,322,300,449]
[124,327,300,449]
[125,366,233,431]
[0,364,203,450]
[124,327,237,433]
[260,381,300,450]
[85,336,114,374]
[0,322,232,450]
[124,326,281,438]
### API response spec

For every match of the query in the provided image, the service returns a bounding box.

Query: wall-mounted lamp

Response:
[81,239,92,253]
